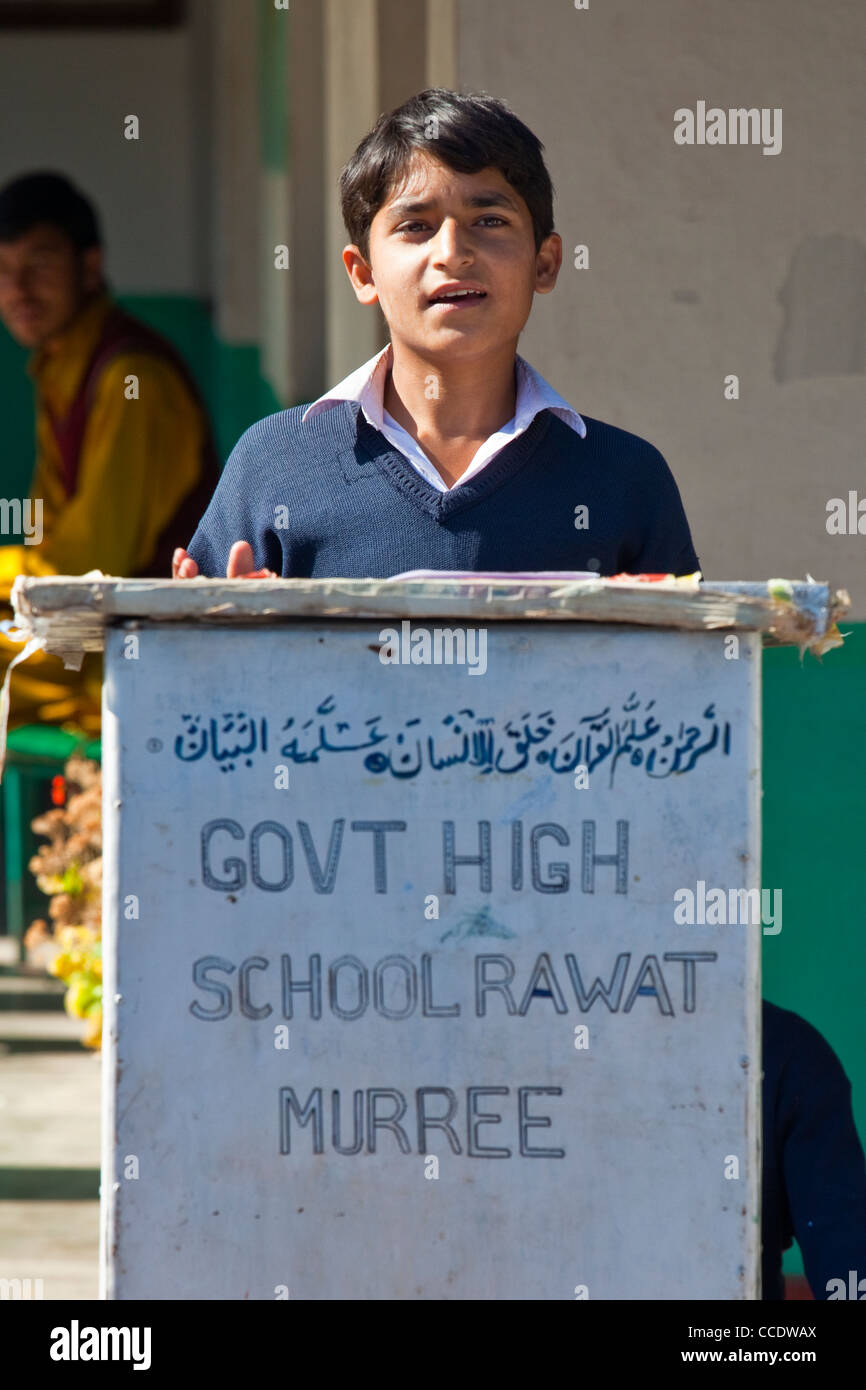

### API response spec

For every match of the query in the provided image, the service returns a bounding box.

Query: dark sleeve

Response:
[624,444,701,577]
[776,1021,866,1299]
[186,419,283,578]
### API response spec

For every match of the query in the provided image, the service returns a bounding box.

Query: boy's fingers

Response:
[173,543,274,581]
[172,548,199,580]
[226,540,255,578]
[226,542,278,580]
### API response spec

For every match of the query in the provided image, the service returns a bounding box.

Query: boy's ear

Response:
[534,232,562,295]
[342,245,379,307]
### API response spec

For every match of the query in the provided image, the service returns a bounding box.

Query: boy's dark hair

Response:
[339,88,555,262]
[0,171,102,250]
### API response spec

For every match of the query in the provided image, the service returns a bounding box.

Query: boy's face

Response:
[344,153,561,362]
[0,222,102,349]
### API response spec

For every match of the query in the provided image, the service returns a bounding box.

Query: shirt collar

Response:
[302,342,586,438]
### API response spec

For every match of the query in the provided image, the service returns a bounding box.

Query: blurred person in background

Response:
[0,171,219,733]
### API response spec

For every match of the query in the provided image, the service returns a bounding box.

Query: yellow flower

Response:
[82,1006,102,1049]
[64,976,98,1019]
[48,951,72,979]
[58,925,98,951]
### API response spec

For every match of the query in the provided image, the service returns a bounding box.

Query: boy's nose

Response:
[430,218,473,264]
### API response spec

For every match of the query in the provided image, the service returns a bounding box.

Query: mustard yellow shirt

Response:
[0,290,207,600]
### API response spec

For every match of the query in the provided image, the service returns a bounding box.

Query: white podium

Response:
[7,573,847,1300]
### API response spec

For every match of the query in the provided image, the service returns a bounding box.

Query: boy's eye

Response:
[396,215,508,234]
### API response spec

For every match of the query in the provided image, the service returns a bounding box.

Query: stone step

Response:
[0,970,66,1012]
[0,1008,87,1052]
[0,1166,100,1200]
[0,1042,101,1169]
[0,1201,99,1300]
[0,937,21,967]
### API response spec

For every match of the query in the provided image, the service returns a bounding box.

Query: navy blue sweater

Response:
[762,1001,866,1299]
[186,401,700,578]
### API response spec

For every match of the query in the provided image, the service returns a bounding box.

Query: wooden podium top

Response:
[9,572,850,670]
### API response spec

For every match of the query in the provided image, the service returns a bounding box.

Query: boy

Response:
[175,88,700,582]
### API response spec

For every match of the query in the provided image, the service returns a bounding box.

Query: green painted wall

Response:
[0,325,34,520]
[763,625,866,1278]
[118,295,282,462]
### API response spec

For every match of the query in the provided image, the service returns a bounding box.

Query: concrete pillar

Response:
[210,0,260,346]
[324,0,381,384]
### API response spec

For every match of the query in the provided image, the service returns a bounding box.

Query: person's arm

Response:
[184,417,283,578]
[0,542,56,605]
[623,444,701,576]
[778,1023,866,1298]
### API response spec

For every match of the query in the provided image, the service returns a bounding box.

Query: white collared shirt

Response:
[301,342,586,492]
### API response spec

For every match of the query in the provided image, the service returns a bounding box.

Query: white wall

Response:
[0,0,213,296]
[456,0,866,607]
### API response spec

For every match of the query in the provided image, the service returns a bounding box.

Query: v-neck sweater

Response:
[186,399,700,578]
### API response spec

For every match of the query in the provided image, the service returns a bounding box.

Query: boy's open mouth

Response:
[427,283,488,308]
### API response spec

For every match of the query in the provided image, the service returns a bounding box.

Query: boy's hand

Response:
[172,541,279,580]
[172,547,199,579]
